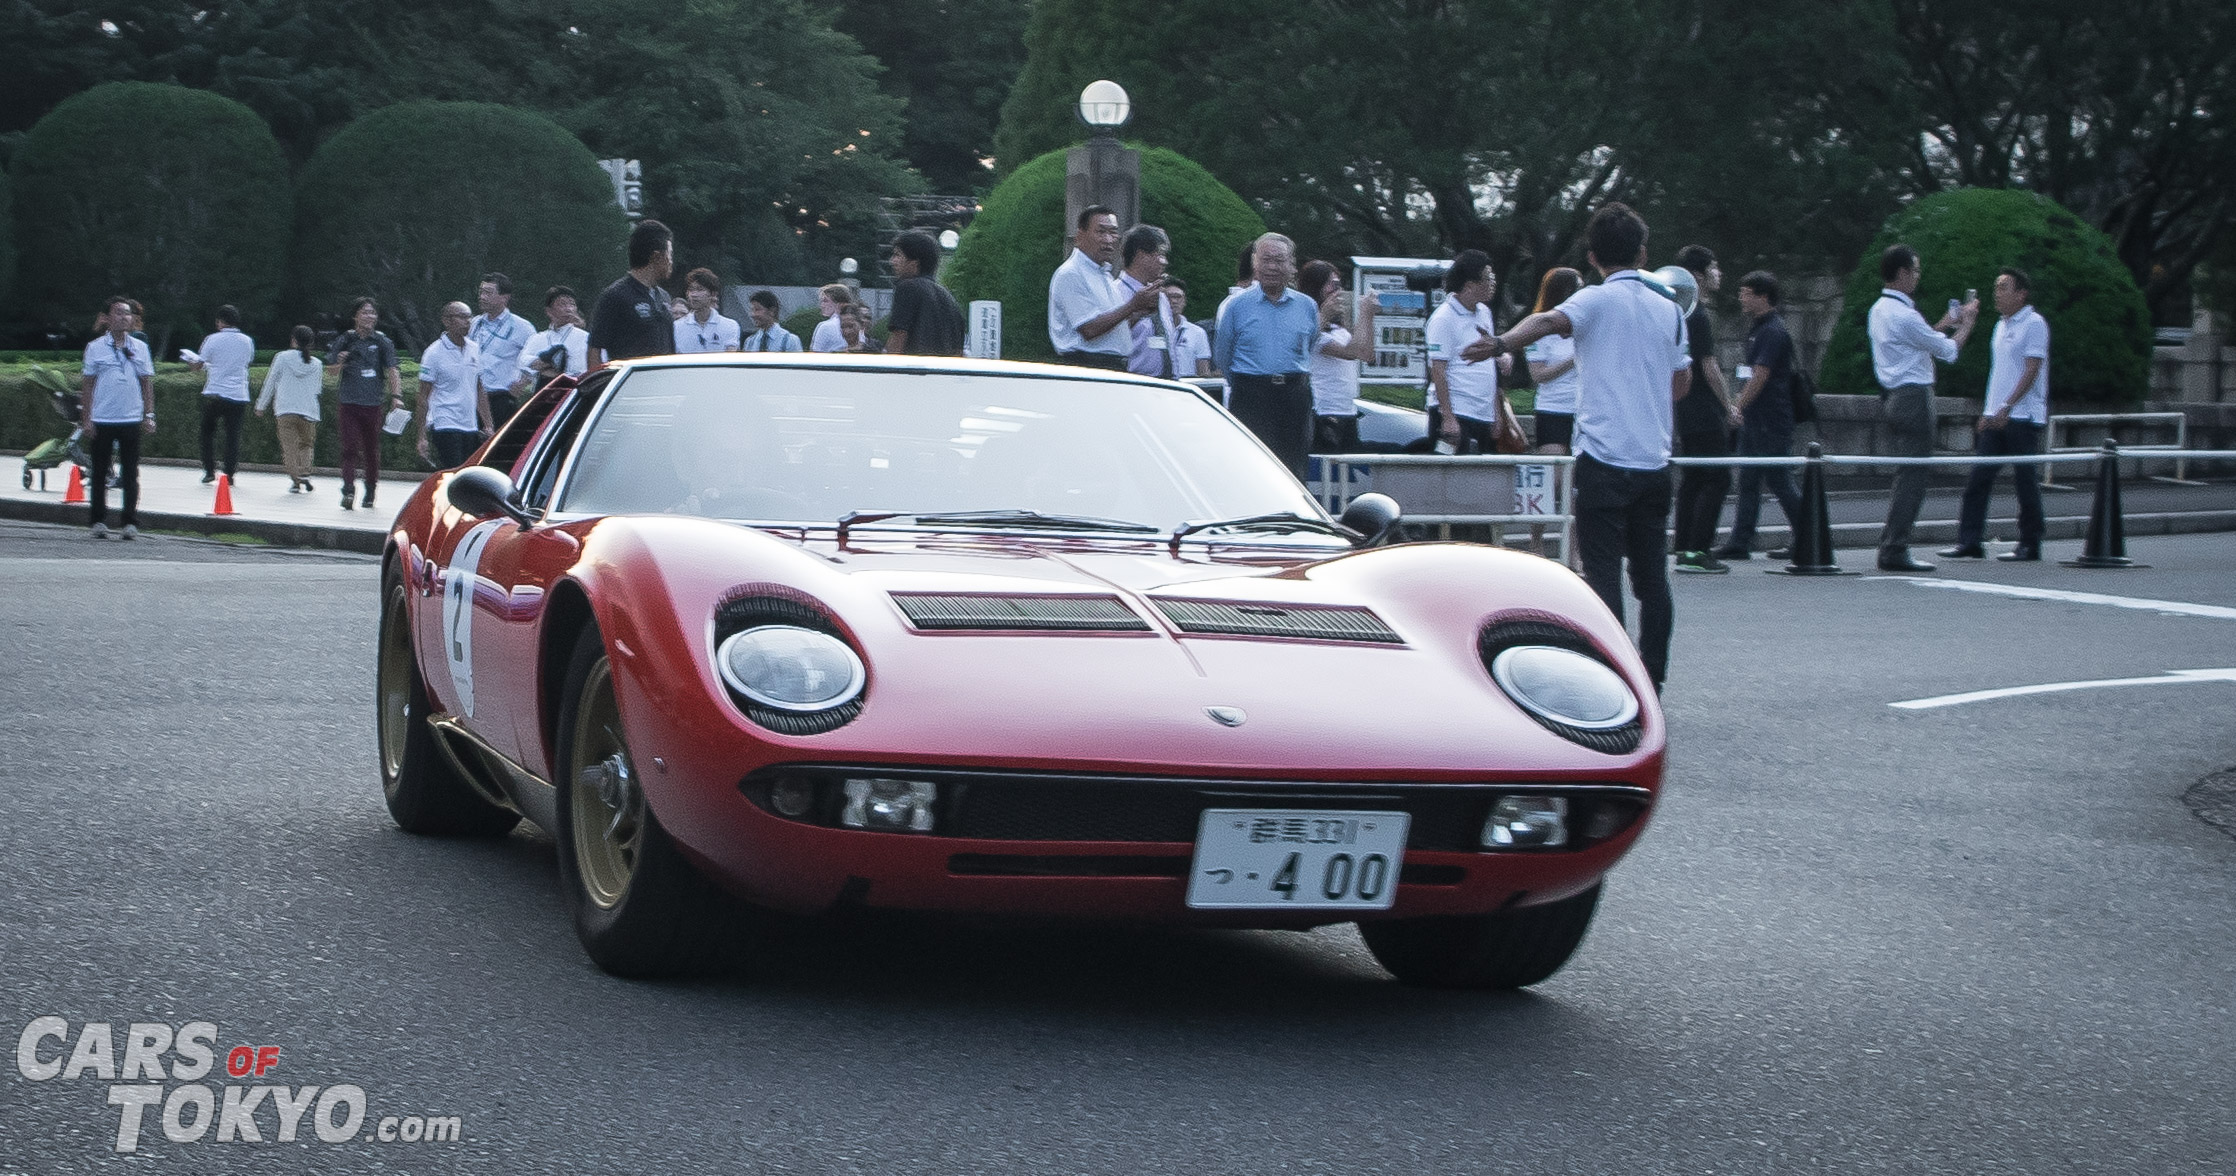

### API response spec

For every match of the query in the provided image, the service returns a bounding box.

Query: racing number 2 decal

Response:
[440,520,503,718]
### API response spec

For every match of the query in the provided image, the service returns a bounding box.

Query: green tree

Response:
[9,81,290,351]
[944,145,1264,361]
[1821,189,2153,405]
[291,101,626,350]
[832,0,1029,195]
[529,0,918,286]
[0,167,15,311]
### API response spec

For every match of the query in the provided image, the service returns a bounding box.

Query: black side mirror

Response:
[446,465,531,526]
[1338,492,1401,547]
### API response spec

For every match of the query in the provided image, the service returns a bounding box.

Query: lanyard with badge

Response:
[1608,272,1686,345]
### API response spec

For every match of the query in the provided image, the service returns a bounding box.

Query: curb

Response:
[0,495,391,555]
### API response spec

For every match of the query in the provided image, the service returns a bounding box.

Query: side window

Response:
[479,377,575,476]
[516,371,612,513]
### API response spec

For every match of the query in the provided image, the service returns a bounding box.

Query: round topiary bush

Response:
[1822,189,2152,405]
[292,101,628,351]
[944,145,1265,362]
[9,82,291,351]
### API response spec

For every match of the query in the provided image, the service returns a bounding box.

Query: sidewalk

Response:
[4,451,2233,556]
[1,456,421,554]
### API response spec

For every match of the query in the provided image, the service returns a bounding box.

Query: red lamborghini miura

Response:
[376,355,1663,985]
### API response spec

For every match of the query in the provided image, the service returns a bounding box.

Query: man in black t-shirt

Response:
[1719,270,1806,558]
[884,231,965,356]
[1670,246,1739,572]
[588,219,676,364]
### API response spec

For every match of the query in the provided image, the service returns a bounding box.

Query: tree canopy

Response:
[993,0,2230,323]
[291,101,626,350]
[10,81,290,350]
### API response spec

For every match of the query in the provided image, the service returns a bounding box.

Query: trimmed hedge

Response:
[944,145,1265,361]
[1823,189,2152,404]
[292,101,627,352]
[1,362,428,472]
[9,82,291,350]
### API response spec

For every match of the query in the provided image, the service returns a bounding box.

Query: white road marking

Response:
[1891,668,2236,710]
[1868,576,2236,621]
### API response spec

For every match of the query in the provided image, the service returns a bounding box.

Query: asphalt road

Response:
[2,519,2232,1174]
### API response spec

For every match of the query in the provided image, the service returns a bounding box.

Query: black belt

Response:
[1230,372,1306,386]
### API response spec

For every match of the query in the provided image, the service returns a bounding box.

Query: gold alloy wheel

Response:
[569,658,645,909]
[377,586,412,788]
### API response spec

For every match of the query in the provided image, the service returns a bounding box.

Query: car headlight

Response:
[716,625,867,712]
[1488,645,1638,731]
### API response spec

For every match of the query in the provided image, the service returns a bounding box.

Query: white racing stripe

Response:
[1869,576,2236,621]
[1891,668,2236,710]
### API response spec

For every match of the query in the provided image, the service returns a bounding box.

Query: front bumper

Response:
[666,764,1656,926]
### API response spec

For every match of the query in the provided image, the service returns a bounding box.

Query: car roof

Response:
[602,352,1192,392]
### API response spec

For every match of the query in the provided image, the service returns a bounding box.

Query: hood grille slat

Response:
[893,592,1151,632]
[1152,598,1402,644]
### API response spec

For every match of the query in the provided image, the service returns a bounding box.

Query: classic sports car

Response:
[377,355,1663,986]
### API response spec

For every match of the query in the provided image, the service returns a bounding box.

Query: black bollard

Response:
[1770,443,1852,576]
[2061,439,2147,569]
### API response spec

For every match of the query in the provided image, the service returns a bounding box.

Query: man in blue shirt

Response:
[1213,233,1320,476]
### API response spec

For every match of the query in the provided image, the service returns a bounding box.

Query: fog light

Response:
[769,776,817,819]
[1483,795,1568,848]
[841,778,936,832]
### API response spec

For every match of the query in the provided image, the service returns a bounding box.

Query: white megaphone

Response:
[1639,265,1699,316]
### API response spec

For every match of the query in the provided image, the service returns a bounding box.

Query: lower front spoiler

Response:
[671,807,1640,928]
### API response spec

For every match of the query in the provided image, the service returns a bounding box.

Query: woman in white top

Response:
[256,326,329,492]
[1297,259,1379,452]
[810,284,854,352]
[1523,267,1584,455]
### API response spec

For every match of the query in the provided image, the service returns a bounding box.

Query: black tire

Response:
[553,623,719,978]
[1359,884,1602,990]
[376,572,518,837]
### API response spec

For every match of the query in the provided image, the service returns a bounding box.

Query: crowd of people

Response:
[1041,202,2052,690]
[68,217,972,527]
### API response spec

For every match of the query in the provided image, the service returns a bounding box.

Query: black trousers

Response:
[89,422,142,527]
[1955,420,2044,548]
[430,429,482,469]
[485,389,517,429]
[199,396,246,479]
[1056,351,1128,372]
[1226,372,1314,477]
[1673,426,1731,554]
[1574,453,1673,688]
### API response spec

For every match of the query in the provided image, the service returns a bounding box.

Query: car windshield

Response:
[554,365,1335,540]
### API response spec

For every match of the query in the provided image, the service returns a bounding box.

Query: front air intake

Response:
[1152,598,1403,644]
[891,592,1151,632]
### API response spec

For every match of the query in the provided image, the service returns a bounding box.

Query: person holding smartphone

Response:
[1867,244,1978,572]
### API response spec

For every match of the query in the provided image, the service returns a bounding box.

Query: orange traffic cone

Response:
[210,473,238,516]
[63,464,87,504]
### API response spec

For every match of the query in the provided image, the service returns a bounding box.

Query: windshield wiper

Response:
[837,508,1157,542]
[1168,512,1352,553]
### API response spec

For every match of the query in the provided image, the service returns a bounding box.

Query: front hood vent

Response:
[892,592,1151,632]
[1152,598,1403,644]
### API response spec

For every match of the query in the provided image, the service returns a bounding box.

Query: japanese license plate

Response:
[1186,809,1409,910]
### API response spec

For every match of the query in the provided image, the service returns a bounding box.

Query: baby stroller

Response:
[20,363,90,491]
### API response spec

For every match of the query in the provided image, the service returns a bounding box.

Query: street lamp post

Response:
[1065,80,1140,240]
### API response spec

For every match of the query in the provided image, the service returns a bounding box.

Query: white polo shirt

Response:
[195,327,256,402]
[1047,248,1128,355]
[82,335,155,424]
[1172,320,1211,375]
[1987,305,2050,422]
[1558,270,1688,471]
[1425,296,1501,420]
[468,309,535,393]
[418,335,483,431]
[811,315,847,353]
[1310,326,1359,416]
[522,323,589,380]
[1867,288,1959,389]
[673,310,741,353]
